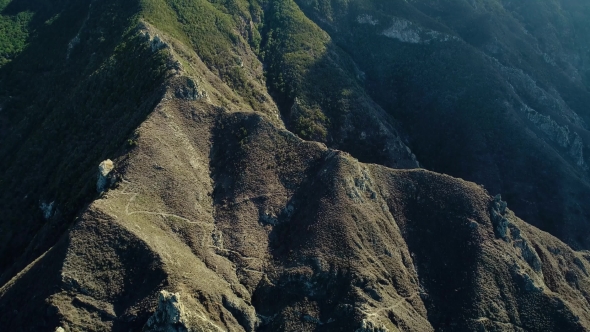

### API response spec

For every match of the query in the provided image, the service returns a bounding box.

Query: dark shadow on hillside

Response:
[0,231,69,330]
[281,0,590,251]
[207,111,360,330]
[334,28,590,250]
[0,0,168,285]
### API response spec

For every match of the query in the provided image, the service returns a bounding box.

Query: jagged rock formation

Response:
[143,291,193,332]
[0,0,590,331]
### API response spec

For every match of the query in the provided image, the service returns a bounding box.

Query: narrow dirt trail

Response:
[365,292,420,318]
[113,183,213,228]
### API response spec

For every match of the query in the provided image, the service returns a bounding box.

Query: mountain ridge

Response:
[1,0,590,330]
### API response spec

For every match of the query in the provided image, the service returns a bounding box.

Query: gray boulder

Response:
[96,159,114,193]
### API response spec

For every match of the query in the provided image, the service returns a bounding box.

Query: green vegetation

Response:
[293,104,328,140]
[141,0,268,110]
[0,0,32,66]
[0,0,170,276]
[139,0,377,144]
[261,0,385,144]
[261,0,329,99]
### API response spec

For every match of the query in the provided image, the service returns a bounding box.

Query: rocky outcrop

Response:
[379,17,458,44]
[521,105,588,169]
[139,23,169,53]
[150,35,168,52]
[144,291,190,332]
[39,201,55,220]
[490,194,509,239]
[175,77,208,101]
[96,159,114,193]
[381,17,421,44]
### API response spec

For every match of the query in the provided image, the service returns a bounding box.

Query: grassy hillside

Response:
[142,0,418,167]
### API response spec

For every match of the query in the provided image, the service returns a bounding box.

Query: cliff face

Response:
[0,0,590,331]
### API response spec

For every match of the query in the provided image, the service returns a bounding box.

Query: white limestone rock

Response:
[357,14,379,26]
[381,17,459,45]
[381,17,421,44]
[97,159,114,193]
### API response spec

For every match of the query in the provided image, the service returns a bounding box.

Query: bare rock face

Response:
[96,159,114,193]
[490,194,509,240]
[144,291,190,332]
[150,35,168,52]
[139,23,169,53]
[175,77,207,101]
[355,319,389,332]
[39,201,55,220]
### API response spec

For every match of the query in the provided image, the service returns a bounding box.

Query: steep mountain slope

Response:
[3,77,590,331]
[0,0,590,331]
[295,0,590,249]
[0,0,171,281]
